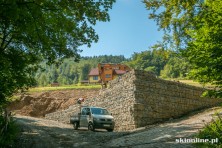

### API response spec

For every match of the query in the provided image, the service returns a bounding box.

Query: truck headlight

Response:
[93,118,99,121]
[108,119,113,122]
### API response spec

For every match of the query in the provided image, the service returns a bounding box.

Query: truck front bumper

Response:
[93,120,115,130]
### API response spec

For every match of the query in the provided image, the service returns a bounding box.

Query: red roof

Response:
[88,68,99,76]
[114,69,126,75]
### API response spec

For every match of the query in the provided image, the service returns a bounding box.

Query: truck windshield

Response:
[91,108,110,115]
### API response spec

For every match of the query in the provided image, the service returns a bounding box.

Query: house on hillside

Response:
[98,63,130,86]
[88,68,101,84]
[88,63,131,85]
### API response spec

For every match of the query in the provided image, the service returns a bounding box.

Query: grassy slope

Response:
[169,79,213,88]
[177,80,204,87]
[28,84,101,92]
[28,79,212,93]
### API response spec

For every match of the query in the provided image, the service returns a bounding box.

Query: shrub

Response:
[0,109,19,147]
[194,114,222,148]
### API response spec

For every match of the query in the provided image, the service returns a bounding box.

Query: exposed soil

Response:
[8,89,99,117]
[12,107,222,148]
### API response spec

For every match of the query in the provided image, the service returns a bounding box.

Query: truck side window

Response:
[85,108,90,115]
[81,108,86,115]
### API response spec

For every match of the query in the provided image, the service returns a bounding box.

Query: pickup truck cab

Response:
[70,106,115,132]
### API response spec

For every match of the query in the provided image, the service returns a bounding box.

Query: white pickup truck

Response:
[70,106,115,132]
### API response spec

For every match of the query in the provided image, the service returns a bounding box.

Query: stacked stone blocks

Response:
[45,70,222,131]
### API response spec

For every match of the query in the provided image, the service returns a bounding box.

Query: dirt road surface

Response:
[13,107,222,148]
[12,115,130,148]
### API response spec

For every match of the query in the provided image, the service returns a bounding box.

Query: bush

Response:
[194,114,222,148]
[0,109,19,147]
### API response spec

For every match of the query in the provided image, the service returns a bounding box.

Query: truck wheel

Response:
[107,129,113,132]
[73,122,79,130]
[88,123,95,131]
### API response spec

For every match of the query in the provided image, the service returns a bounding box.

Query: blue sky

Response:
[80,0,163,58]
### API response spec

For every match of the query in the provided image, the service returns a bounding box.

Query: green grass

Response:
[28,84,101,92]
[178,80,205,87]
[8,95,21,102]
[29,79,213,93]
[168,79,213,88]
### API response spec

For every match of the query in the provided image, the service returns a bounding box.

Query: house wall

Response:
[113,75,118,79]
[98,63,131,83]
[89,75,100,83]
[45,70,222,131]
[101,68,113,81]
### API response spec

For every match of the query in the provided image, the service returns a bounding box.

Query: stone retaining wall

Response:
[45,71,137,131]
[133,70,222,128]
[45,70,222,131]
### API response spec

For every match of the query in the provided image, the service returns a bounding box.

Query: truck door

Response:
[80,108,89,127]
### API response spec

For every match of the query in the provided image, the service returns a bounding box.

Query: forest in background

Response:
[35,48,191,86]
[35,55,128,86]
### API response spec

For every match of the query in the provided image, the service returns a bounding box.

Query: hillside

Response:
[8,89,99,117]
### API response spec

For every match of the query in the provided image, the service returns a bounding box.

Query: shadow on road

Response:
[12,107,222,148]
[12,115,131,148]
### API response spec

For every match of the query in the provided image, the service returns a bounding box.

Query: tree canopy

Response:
[126,44,173,76]
[144,0,205,48]
[184,0,222,97]
[0,0,115,103]
[144,0,222,97]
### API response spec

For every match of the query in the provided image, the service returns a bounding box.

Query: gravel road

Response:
[12,115,131,148]
[12,107,222,148]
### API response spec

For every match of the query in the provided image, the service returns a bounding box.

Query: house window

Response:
[105,74,111,78]
[93,76,98,80]
[105,68,111,71]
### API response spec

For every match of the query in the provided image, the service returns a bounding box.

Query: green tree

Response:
[57,75,65,85]
[144,0,222,97]
[143,0,204,48]
[51,68,59,83]
[184,0,222,97]
[79,63,91,81]
[39,73,49,86]
[144,66,156,73]
[127,51,152,70]
[127,44,172,75]
[0,0,115,103]
[160,56,190,78]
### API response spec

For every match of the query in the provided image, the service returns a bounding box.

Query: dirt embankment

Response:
[8,89,99,117]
